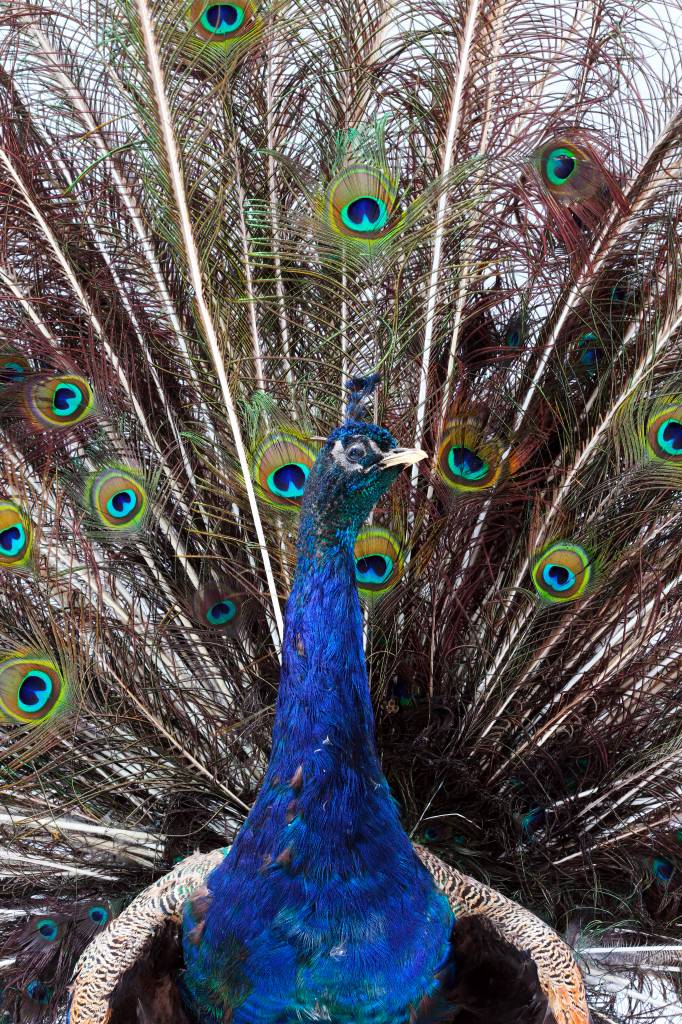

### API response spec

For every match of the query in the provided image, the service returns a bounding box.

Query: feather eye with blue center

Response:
[354,527,403,600]
[317,125,405,249]
[86,905,109,926]
[325,164,400,244]
[651,857,675,885]
[531,542,593,604]
[194,583,248,635]
[25,981,53,1006]
[0,653,68,726]
[646,404,682,464]
[533,136,605,207]
[0,501,32,569]
[575,331,605,376]
[188,0,258,42]
[0,349,30,387]
[250,430,319,511]
[35,917,61,943]
[503,312,526,351]
[84,466,150,534]
[436,416,508,492]
[22,374,95,430]
[74,901,112,939]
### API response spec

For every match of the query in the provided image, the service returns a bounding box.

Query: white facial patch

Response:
[330,437,382,472]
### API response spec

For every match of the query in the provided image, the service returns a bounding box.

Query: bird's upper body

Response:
[66,418,587,1024]
[180,421,457,1023]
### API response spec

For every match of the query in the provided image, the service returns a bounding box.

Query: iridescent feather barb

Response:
[0,0,681,1021]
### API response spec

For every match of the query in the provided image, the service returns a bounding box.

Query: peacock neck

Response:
[227,513,410,880]
[269,519,380,786]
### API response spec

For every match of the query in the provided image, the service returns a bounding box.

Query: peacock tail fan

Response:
[0,0,681,1020]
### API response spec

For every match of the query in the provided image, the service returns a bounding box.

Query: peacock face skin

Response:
[299,421,425,541]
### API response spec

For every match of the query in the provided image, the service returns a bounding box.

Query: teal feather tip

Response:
[188,0,259,45]
[194,583,248,635]
[646,404,682,463]
[354,528,403,599]
[84,466,150,534]
[23,374,95,430]
[531,542,593,603]
[26,981,53,1005]
[534,135,604,205]
[35,918,60,942]
[87,905,109,926]
[0,654,68,725]
[250,429,319,510]
[651,857,675,885]
[0,501,32,569]
[576,332,604,373]
[436,415,507,492]
[326,167,399,242]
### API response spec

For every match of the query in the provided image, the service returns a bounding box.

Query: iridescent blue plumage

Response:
[182,421,453,1023]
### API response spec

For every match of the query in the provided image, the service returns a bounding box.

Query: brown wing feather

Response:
[69,848,226,1024]
[414,844,590,1024]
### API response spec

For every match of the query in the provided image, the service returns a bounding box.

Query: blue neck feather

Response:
[182,497,454,1023]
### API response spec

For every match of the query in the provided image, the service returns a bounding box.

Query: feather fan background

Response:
[0,0,681,1019]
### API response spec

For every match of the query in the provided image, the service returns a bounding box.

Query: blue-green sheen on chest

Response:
[181,546,454,1023]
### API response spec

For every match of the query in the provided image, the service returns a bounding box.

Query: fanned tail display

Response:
[0,1,681,1021]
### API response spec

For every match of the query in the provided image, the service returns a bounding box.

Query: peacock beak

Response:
[380,447,428,469]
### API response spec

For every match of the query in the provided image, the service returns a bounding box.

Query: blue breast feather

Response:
[181,539,454,1023]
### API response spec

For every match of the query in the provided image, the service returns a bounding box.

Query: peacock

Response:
[0,0,681,1020]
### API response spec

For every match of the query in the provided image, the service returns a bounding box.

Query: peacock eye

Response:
[341,196,388,234]
[0,655,67,726]
[545,147,577,185]
[646,405,682,463]
[88,905,109,926]
[531,542,592,603]
[200,2,245,34]
[346,443,367,463]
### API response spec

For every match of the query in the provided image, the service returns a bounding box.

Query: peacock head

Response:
[299,421,426,545]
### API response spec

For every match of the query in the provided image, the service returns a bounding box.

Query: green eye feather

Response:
[35,917,61,943]
[0,349,30,387]
[22,375,95,430]
[184,0,262,68]
[194,583,248,635]
[250,430,319,512]
[354,527,404,600]
[0,501,32,570]
[436,415,507,492]
[0,653,68,726]
[316,124,405,250]
[325,164,400,244]
[533,136,604,206]
[575,331,605,376]
[646,404,682,464]
[531,542,594,604]
[84,466,150,535]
